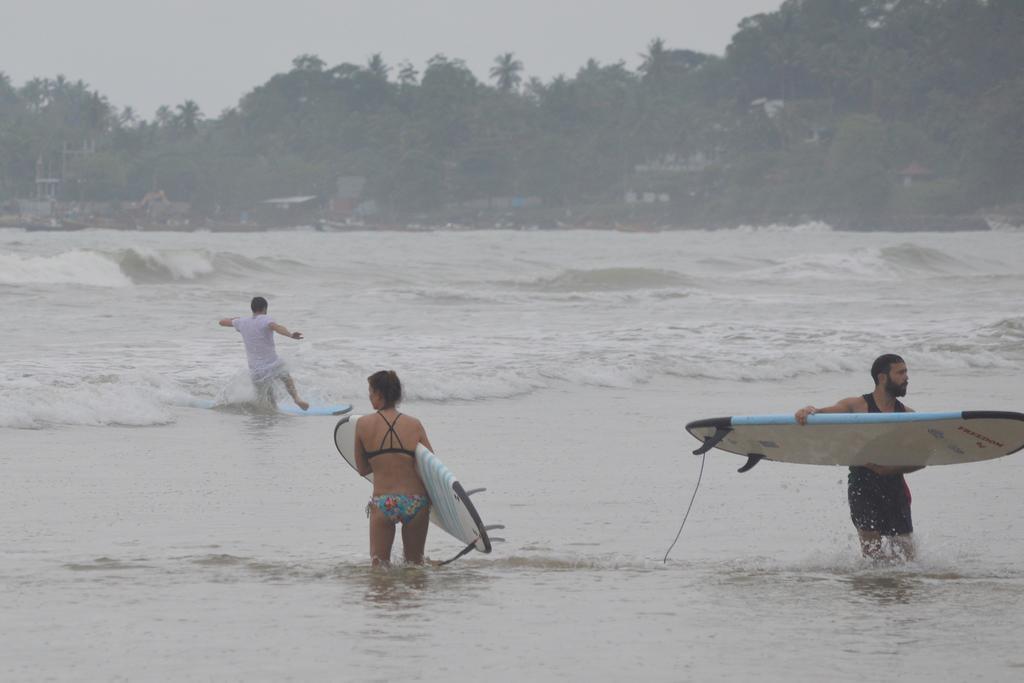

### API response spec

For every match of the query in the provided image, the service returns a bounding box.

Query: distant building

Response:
[17,198,55,218]
[626,149,723,204]
[323,176,380,220]
[750,98,785,119]
[255,195,320,225]
[328,176,366,216]
[625,191,670,205]
[898,162,935,187]
[444,196,542,211]
[35,155,60,200]
[634,151,717,174]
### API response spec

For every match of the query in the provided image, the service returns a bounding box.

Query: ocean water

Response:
[2,225,1023,681]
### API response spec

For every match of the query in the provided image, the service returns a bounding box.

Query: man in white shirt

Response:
[219,296,309,410]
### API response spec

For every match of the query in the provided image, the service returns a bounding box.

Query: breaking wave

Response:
[726,220,834,234]
[876,243,971,273]
[116,248,217,282]
[518,267,693,292]
[0,250,131,287]
[0,248,278,286]
[748,242,1001,281]
[980,317,1024,341]
[0,371,183,429]
[3,316,1022,429]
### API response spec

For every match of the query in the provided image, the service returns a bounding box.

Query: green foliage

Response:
[960,76,1024,206]
[890,179,968,215]
[1,0,1021,221]
[825,114,891,217]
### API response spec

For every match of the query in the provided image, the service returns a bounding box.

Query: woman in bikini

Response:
[354,370,433,566]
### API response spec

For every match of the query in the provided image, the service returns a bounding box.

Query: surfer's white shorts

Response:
[249,358,288,384]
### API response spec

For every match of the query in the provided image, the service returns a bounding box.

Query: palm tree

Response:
[639,39,707,85]
[524,76,546,99]
[154,105,173,128]
[367,53,390,80]
[174,100,203,133]
[84,91,112,132]
[397,60,419,86]
[118,106,138,128]
[490,52,523,93]
[578,58,602,80]
[638,38,668,82]
[47,75,70,106]
[0,71,19,109]
[20,78,48,111]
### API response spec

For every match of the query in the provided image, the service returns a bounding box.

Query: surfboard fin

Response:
[693,427,732,455]
[464,487,487,496]
[737,454,764,473]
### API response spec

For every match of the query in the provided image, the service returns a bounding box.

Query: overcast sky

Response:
[1,0,782,120]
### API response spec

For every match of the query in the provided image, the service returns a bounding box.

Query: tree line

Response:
[1,0,1021,224]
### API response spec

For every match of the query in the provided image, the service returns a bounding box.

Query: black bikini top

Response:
[363,412,417,459]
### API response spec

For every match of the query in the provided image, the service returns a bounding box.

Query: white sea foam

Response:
[3,228,1023,425]
[8,324,1010,422]
[283,319,1022,405]
[0,375,175,429]
[727,220,834,234]
[1,318,1020,428]
[982,316,1024,341]
[518,267,694,292]
[0,250,132,287]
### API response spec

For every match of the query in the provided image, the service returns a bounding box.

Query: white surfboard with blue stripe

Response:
[334,415,494,557]
[686,411,1024,472]
[413,446,491,553]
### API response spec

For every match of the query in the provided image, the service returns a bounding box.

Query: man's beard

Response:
[885,375,908,397]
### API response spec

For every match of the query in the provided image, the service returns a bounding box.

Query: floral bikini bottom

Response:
[367,494,430,524]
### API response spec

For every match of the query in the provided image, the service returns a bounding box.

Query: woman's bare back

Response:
[356,410,429,495]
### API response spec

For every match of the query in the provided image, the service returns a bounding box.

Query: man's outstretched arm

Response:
[218,318,237,327]
[270,322,303,339]
[795,396,863,424]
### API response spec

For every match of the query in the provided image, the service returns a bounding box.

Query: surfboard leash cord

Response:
[438,541,477,566]
[662,451,706,563]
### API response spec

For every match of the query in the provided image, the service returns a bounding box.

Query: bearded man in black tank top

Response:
[795,354,924,561]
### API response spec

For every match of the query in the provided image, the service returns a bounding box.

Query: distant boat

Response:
[316,217,366,231]
[21,218,90,231]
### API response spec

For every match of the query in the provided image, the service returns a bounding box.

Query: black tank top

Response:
[862,393,906,414]
[851,393,910,502]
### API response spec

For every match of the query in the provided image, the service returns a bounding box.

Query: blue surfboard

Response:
[277,403,352,416]
[191,398,352,416]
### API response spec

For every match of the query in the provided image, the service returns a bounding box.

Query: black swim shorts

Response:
[847,466,913,535]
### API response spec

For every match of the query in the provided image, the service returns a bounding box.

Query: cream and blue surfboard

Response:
[686,411,1024,472]
[334,414,499,563]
